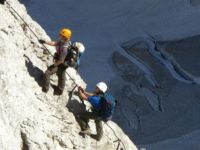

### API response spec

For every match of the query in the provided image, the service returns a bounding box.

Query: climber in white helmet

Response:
[77,82,116,141]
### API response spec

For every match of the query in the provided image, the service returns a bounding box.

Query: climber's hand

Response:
[78,86,84,93]
[39,39,46,44]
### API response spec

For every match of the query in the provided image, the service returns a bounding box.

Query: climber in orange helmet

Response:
[39,28,72,95]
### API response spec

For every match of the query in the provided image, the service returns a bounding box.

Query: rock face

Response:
[0,1,137,150]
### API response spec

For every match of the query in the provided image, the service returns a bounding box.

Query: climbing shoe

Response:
[42,87,49,93]
[51,84,63,95]
[79,128,91,138]
[90,134,102,141]
[53,88,63,96]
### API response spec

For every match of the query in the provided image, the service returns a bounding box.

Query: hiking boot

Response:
[53,88,63,95]
[90,134,102,141]
[51,84,63,95]
[42,87,49,93]
[79,128,91,135]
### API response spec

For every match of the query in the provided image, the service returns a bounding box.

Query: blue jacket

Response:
[88,95,101,112]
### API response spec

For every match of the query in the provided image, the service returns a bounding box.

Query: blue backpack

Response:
[99,93,116,121]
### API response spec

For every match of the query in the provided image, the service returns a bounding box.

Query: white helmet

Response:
[96,82,108,93]
[74,42,85,53]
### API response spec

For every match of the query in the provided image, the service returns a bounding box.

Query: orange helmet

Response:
[59,28,72,39]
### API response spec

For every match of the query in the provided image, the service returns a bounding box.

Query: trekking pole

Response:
[6,1,53,57]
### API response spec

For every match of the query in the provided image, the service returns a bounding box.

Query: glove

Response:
[78,86,84,93]
[38,39,46,44]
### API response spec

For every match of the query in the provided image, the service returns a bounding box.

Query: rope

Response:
[105,122,126,150]
[6,1,53,57]
[66,71,77,86]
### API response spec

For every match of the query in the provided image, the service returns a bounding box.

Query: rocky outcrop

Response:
[0,1,137,150]
[112,37,200,148]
